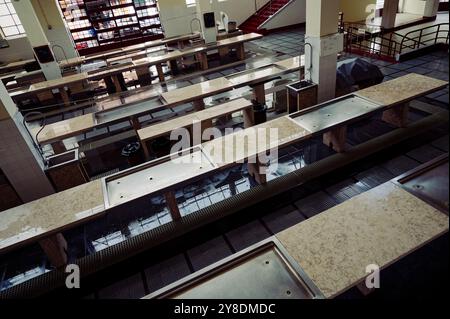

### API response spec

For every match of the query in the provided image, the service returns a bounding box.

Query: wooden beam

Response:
[248,158,267,185]
[243,107,255,128]
[51,141,67,154]
[112,75,123,93]
[130,116,141,130]
[193,99,206,111]
[382,103,409,128]
[59,88,71,106]
[196,52,209,70]
[155,63,165,83]
[135,66,153,87]
[252,84,266,104]
[323,126,347,153]
[236,43,246,60]
[39,233,68,268]
[164,191,182,221]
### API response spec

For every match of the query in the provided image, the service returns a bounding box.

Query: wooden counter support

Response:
[135,66,153,87]
[248,159,267,185]
[142,142,152,161]
[251,84,266,105]
[382,103,409,128]
[323,126,347,153]
[243,107,255,128]
[51,141,67,154]
[59,88,71,106]
[131,116,141,130]
[164,191,182,221]
[112,75,123,93]
[196,52,209,71]
[236,43,246,61]
[155,63,165,83]
[39,233,68,268]
[193,99,206,111]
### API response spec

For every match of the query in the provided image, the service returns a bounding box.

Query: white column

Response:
[381,0,400,29]
[12,0,62,80]
[305,0,343,103]
[424,0,440,17]
[0,82,55,203]
[196,0,218,44]
[31,0,79,60]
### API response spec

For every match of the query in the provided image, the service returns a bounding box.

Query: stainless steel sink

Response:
[94,97,164,125]
[289,94,383,133]
[144,237,325,299]
[102,146,217,209]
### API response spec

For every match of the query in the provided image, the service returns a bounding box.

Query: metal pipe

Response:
[2,109,447,299]
[51,44,68,63]
[190,18,202,35]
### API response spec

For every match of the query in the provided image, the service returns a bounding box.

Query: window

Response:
[0,0,25,39]
[186,0,196,8]
[58,0,163,54]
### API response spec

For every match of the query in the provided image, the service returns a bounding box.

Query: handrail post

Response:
[435,25,440,46]
[418,29,423,49]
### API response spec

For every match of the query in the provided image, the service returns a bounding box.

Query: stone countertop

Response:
[160,56,301,105]
[161,77,235,105]
[276,182,449,298]
[357,73,448,107]
[29,72,89,91]
[138,98,252,142]
[34,113,95,146]
[275,55,303,70]
[203,116,311,166]
[0,180,104,253]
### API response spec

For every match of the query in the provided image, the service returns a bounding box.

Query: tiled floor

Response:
[7,25,449,299]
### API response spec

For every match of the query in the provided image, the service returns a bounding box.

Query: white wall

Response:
[0,36,34,64]
[399,0,427,15]
[260,0,306,30]
[159,0,270,38]
[399,0,439,16]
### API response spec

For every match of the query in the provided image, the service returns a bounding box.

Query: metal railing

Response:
[399,23,449,55]
[344,22,449,60]
[344,24,398,59]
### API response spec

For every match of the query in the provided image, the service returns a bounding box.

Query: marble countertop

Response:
[161,56,301,105]
[138,98,252,141]
[0,59,35,71]
[277,182,449,298]
[29,72,89,92]
[0,180,105,253]
[81,33,200,65]
[204,116,311,166]
[161,77,235,105]
[358,73,448,106]
[33,59,300,144]
[35,113,95,145]
[275,55,304,70]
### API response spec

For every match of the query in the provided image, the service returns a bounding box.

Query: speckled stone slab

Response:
[34,113,95,145]
[204,117,311,166]
[277,182,449,298]
[358,73,448,106]
[0,180,104,253]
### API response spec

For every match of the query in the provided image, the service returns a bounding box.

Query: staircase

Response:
[239,0,291,34]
